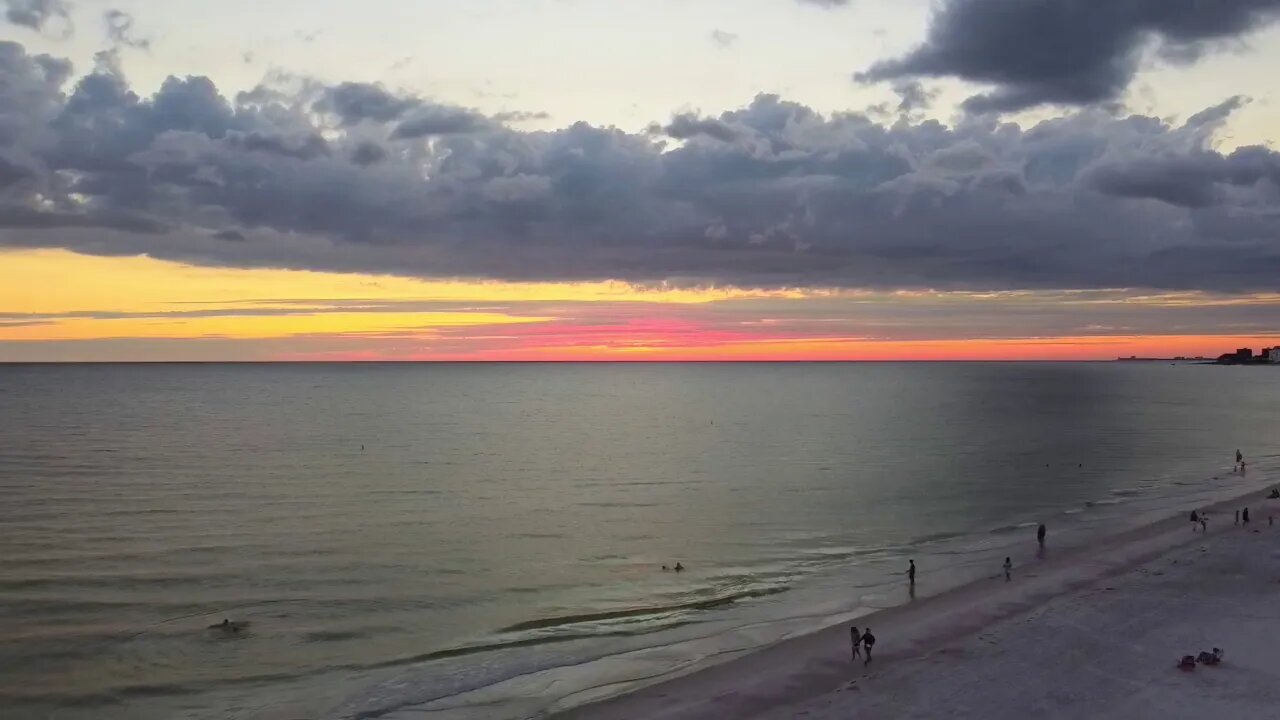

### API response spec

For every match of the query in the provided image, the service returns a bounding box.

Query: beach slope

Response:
[556,491,1280,720]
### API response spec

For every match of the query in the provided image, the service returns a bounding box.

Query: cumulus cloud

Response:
[859,0,1280,113]
[1,40,1279,293]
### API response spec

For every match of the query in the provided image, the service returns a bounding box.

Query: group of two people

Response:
[849,625,877,665]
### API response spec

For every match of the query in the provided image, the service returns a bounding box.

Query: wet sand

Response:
[555,484,1280,720]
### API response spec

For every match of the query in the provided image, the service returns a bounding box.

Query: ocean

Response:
[1,362,1277,719]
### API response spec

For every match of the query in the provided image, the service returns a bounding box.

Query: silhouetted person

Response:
[850,626,862,661]
[1003,557,1013,582]
[208,618,247,634]
[1200,513,1207,533]
[1190,510,1199,531]
[674,562,684,572]
[1236,449,1243,470]
[1235,510,1240,525]
[1037,524,1046,546]
[862,628,876,665]
[908,559,916,585]
[1243,507,1250,525]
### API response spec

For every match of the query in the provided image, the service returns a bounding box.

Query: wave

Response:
[1110,488,1145,497]
[498,586,790,634]
[910,531,968,545]
[988,521,1039,535]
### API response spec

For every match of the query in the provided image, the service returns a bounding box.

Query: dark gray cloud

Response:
[1,40,1279,293]
[664,113,740,142]
[212,229,246,242]
[226,131,330,160]
[1086,144,1280,208]
[859,0,1280,113]
[104,9,149,50]
[892,80,936,114]
[4,0,71,34]
[349,141,388,166]
[318,82,418,125]
[391,106,489,139]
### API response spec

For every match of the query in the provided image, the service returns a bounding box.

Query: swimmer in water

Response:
[674,562,685,572]
[208,618,249,634]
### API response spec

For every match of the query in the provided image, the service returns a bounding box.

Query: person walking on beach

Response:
[1200,512,1207,533]
[1190,510,1200,532]
[1236,449,1243,471]
[862,628,876,665]
[1003,557,1013,582]
[850,626,862,661]
[1037,523,1046,547]
[907,559,916,586]
[1242,507,1250,525]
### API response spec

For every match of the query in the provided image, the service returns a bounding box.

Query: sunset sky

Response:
[2,0,1279,361]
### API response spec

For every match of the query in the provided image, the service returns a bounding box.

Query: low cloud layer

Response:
[1,40,1279,293]
[860,0,1280,112]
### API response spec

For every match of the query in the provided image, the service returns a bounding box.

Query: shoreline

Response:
[552,480,1278,719]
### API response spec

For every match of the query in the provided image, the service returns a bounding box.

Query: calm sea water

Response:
[2,362,1278,719]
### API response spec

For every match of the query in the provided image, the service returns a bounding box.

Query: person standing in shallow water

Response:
[907,559,916,586]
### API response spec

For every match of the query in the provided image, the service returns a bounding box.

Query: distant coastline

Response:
[1117,345,1279,365]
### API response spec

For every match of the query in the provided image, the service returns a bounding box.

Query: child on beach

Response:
[1003,557,1013,582]
[850,626,862,661]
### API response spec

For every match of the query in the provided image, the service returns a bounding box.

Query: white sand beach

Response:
[557,486,1280,720]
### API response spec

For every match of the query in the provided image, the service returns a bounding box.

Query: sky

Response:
[2,0,1279,361]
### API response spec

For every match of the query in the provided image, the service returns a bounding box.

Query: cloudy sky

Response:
[3,0,1280,361]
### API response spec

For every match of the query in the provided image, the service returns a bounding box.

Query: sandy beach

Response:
[556,483,1280,720]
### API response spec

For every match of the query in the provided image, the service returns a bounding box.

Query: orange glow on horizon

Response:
[276,334,1280,363]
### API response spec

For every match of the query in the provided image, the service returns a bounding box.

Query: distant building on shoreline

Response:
[1214,346,1279,365]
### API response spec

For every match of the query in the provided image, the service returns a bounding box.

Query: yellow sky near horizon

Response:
[0,248,776,316]
[3,248,1278,361]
